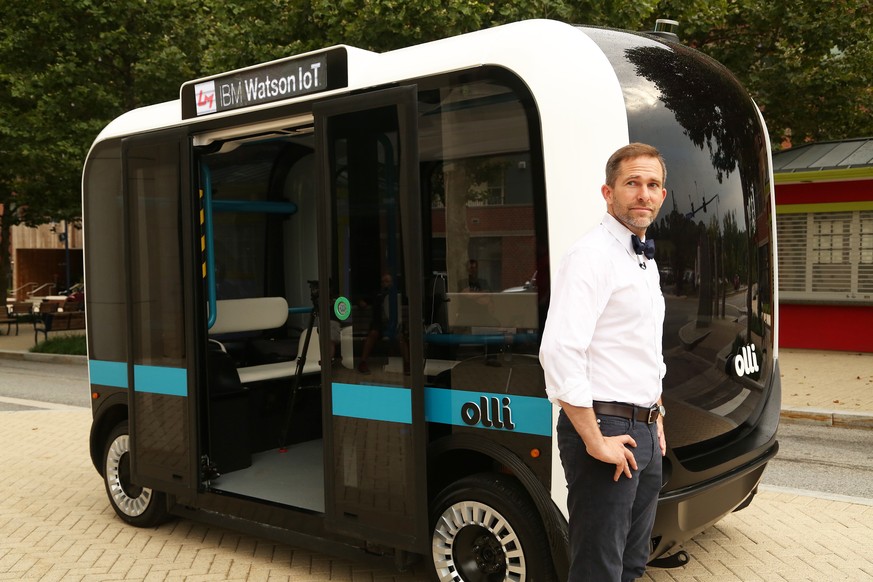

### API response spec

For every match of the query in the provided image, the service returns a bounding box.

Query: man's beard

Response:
[615,207,658,230]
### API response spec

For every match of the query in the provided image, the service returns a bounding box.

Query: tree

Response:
[196,0,663,70]
[655,0,873,145]
[2,0,870,308]
[0,0,208,303]
[275,0,873,146]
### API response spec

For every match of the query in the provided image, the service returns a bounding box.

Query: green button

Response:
[334,296,351,321]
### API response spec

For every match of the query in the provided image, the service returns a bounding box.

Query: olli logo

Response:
[461,396,516,431]
[732,343,760,377]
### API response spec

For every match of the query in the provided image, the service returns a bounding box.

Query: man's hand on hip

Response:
[559,400,638,481]
[587,433,638,481]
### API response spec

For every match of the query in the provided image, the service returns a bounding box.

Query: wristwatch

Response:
[658,404,667,418]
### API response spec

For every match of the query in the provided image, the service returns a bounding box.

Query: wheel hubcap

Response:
[105,434,152,517]
[432,500,526,582]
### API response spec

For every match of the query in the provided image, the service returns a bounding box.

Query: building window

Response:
[861,210,873,295]
[778,210,873,302]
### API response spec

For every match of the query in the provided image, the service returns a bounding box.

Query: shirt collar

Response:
[601,213,641,257]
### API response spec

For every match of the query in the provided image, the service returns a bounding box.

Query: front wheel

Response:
[430,473,557,582]
[103,421,169,527]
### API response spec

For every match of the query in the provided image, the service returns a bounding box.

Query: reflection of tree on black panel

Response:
[626,44,768,341]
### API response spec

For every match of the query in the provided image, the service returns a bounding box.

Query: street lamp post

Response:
[57,220,71,293]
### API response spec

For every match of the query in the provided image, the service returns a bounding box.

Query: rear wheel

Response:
[103,421,169,527]
[430,473,557,582]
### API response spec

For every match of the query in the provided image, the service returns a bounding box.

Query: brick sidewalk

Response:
[2,410,873,581]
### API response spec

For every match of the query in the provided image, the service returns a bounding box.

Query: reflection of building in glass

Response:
[773,138,873,352]
[420,78,540,296]
[429,178,537,294]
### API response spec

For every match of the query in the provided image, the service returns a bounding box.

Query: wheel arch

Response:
[428,433,569,578]
[89,395,129,475]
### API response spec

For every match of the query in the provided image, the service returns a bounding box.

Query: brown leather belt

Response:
[593,401,660,424]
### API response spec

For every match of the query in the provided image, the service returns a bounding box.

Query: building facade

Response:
[773,138,873,352]
[10,220,83,302]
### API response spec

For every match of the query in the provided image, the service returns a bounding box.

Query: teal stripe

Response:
[332,383,411,424]
[133,365,188,397]
[89,360,128,389]
[425,387,552,437]
[331,383,551,436]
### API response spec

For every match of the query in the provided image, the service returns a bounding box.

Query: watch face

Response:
[658,405,666,418]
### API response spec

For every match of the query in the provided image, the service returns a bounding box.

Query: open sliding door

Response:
[122,130,196,501]
[315,86,428,552]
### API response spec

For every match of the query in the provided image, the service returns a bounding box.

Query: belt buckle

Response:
[646,407,658,424]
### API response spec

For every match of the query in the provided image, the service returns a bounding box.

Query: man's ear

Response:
[601,184,613,204]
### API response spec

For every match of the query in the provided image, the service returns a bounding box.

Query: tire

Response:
[102,421,170,527]
[430,473,557,582]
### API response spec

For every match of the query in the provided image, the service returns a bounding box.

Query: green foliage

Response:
[658,0,873,145]
[197,1,313,72]
[31,334,87,356]
[0,0,211,304]
[196,0,666,70]
[1,0,207,223]
[306,0,493,50]
[1,0,871,248]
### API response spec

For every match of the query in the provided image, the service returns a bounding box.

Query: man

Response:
[358,273,409,375]
[539,143,668,581]
[463,259,489,292]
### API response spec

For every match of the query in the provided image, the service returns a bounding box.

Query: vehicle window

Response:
[83,140,127,362]
[418,72,546,400]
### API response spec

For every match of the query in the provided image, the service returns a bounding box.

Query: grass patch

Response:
[31,334,87,356]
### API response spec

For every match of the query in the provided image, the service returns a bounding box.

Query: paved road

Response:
[762,422,873,499]
[0,358,89,410]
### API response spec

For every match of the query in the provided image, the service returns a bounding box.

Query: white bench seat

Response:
[210,297,322,384]
[236,328,321,383]
[236,359,321,384]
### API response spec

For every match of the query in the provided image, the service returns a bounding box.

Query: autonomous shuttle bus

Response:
[84,19,780,580]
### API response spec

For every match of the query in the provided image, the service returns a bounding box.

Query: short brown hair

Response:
[605,143,666,187]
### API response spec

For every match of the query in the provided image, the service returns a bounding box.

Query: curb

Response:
[780,407,873,430]
[0,349,87,366]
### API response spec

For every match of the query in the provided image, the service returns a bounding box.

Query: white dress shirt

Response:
[540,213,666,408]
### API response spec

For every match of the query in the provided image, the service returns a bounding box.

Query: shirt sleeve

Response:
[539,247,611,407]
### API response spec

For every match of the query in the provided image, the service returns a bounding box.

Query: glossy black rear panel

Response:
[583,28,778,466]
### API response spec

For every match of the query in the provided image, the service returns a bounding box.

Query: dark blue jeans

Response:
[557,409,662,582]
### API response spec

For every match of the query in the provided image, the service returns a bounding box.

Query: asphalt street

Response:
[0,357,89,410]
[761,422,873,499]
